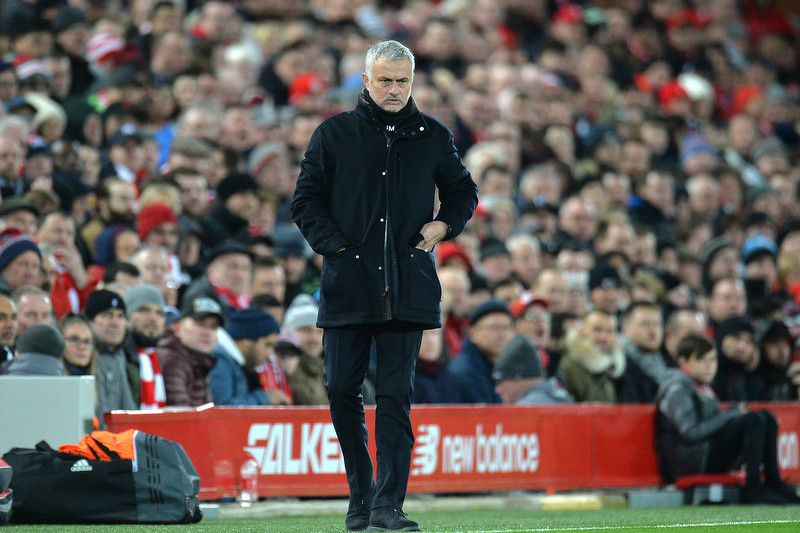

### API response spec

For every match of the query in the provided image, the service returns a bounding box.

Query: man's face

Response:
[225,191,258,221]
[481,254,512,284]
[16,293,52,335]
[514,303,550,348]
[707,280,747,322]
[278,255,306,285]
[240,333,277,371]
[1,209,38,236]
[208,253,252,295]
[143,222,179,252]
[439,271,470,317]
[24,154,53,180]
[1,250,41,289]
[38,214,74,247]
[176,315,219,354]
[135,250,169,289]
[176,174,208,217]
[624,307,663,352]
[363,57,413,112]
[128,303,166,343]
[582,312,617,354]
[91,308,127,347]
[0,296,17,346]
[295,324,324,358]
[250,265,285,302]
[510,244,541,286]
[469,312,514,363]
[720,332,758,369]
[745,255,777,287]
[590,285,622,314]
[105,181,137,223]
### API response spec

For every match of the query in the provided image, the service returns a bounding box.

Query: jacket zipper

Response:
[383,130,392,320]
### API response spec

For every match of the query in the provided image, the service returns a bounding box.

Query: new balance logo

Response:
[70,459,93,472]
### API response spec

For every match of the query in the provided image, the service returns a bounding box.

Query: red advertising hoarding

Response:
[106,404,800,501]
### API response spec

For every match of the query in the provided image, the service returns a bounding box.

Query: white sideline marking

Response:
[450,519,800,532]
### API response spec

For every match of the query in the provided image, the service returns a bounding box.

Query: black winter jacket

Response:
[291,92,478,328]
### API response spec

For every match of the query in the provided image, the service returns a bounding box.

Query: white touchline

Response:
[446,519,800,533]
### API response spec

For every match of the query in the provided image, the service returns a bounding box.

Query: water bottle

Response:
[239,457,259,507]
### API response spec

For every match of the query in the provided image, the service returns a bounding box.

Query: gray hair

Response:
[365,40,415,79]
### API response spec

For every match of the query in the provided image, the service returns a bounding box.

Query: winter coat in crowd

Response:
[440,339,501,404]
[558,329,626,403]
[156,329,216,407]
[291,91,478,329]
[655,368,742,482]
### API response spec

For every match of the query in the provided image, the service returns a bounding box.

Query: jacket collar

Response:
[356,90,426,137]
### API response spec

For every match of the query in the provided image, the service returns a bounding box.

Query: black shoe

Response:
[768,482,800,504]
[345,483,375,531]
[366,507,420,532]
[741,484,787,505]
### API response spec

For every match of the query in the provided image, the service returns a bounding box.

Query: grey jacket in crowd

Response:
[1,352,63,376]
[95,341,137,425]
[655,368,742,482]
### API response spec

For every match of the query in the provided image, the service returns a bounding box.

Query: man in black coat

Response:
[291,40,478,532]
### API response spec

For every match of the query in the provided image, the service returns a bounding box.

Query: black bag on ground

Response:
[1,432,201,524]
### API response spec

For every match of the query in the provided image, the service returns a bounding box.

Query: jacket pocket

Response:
[320,248,370,313]
[405,248,441,312]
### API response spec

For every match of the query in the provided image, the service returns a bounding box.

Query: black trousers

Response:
[324,321,422,509]
[707,410,781,486]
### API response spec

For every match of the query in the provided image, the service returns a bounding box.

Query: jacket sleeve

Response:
[291,126,351,256]
[657,381,741,443]
[432,130,478,240]
[159,347,193,407]
[208,356,271,406]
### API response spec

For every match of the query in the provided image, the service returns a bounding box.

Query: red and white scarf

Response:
[212,283,250,311]
[138,347,166,409]
[257,355,293,404]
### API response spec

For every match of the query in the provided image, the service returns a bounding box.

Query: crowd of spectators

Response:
[0,0,799,417]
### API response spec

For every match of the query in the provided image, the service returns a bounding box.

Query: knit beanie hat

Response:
[0,228,41,273]
[492,334,543,380]
[715,316,754,346]
[16,323,65,358]
[123,283,165,317]
[284,294,319,330]
[226,308,280,340]
[137,203,177,241]
[84,289,126,320]
[216,172,259,202]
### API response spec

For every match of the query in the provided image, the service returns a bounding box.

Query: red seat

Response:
[675,471,746,490]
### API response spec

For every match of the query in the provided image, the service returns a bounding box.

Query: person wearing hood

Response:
[712,316,764,402]
[558,309,626,403]
[754,318,797,401]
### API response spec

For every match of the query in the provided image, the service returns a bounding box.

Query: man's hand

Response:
[267,389,292,405]
[54,243,88,289]
[414,221,448,253]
